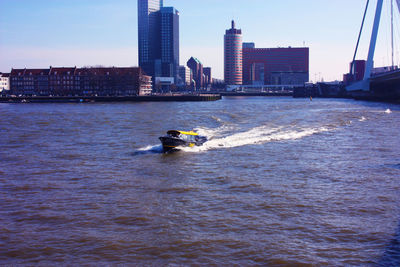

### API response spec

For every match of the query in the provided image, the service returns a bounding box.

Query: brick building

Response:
[242,46,309,86]
[10,68,50,96]
[343,60,366,85]
[10,67,152,96]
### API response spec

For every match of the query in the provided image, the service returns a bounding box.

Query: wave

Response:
[359,116,367,122]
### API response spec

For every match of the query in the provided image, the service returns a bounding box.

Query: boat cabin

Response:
[167,130,199,142]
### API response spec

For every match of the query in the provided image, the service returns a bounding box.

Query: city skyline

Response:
[1,0,399,81]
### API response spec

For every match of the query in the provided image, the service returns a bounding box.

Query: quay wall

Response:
[0,94,221,103]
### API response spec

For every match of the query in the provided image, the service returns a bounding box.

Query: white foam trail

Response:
[359,116,367,122]
[137,144,163,153]
[194,124,235,139]
[138,145,158,151]
[181,126,330,153]
[385,109,392,114]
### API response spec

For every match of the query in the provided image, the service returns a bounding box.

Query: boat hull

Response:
[159,136,207,152]
[159,136,188,152]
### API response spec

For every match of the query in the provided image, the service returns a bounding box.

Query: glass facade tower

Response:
[160,7,180,81]
[138,0,163,77]
[138,0,180,84]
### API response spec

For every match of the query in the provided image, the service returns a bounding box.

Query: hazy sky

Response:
[1,0,399,81]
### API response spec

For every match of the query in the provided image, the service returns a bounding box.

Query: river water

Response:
[0,97,399,265]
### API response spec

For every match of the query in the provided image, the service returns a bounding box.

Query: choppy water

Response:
[0,97,399,265]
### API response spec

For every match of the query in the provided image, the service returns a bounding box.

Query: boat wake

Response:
[135,110,365,155]
[180,125,331,153]
[132,144,164,155]
[133,125,330,155]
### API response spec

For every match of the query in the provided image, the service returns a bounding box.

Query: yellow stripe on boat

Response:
[179,131,198,136]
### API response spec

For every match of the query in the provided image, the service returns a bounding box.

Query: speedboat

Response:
[159,130,207,152]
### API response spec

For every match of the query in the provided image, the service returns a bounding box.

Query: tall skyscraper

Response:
[138,0,163,77]
[138,0,180,87]
[224,20,243,85]
[160,7,179,81]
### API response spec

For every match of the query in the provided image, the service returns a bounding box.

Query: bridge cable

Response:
[351,0,370,77]
[391,0,395,68]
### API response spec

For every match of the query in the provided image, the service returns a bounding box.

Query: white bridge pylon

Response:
[347,0,390,92]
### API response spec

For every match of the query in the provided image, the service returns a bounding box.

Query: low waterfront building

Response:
[343,60,366,85]
[9,67,152,96]
[155,77,175,92]
[49,67,77,96]
[211,78,225,90]
[0,73,10,93]
[138,74,153,95]
[203,67,212,89]
[10,68,50,96]
[178,65,192,87]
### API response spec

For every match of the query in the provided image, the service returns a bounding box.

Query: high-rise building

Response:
[138,0,180,88]
[138,0,163,77]
[187,57,204,90]
[224,20,242,85]
[160,7,179,82]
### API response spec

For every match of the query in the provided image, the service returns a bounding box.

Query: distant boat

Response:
[159,130,207,152]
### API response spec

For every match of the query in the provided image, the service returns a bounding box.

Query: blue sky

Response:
[1,0,399,81]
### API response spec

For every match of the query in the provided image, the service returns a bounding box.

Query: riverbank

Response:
[220,92,292,97]
[0,94,221,103]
